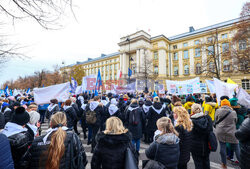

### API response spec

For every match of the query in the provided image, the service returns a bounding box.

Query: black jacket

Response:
[23,130,87,169]
[146,102,166,132]
[45,104,60,119]
[8,131,30,169]
[125,103,146,140]
[175,125,191,165]
[146,133,180,169]
[85,103,103,127]
[0,133,14,169]
[3,107,13,125]
[72,103,82,120]
[117,100,127,123]
[190,113,213,156]
[64,107,77,128]
[0,112,5,129]
[235,117,250,169]
[91,131,137,169]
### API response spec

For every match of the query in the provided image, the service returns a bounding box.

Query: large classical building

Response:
[63,18,249,92]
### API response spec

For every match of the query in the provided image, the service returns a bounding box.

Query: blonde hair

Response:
[173,106,193,131]
[131,99,137,104]
[46,112,67,169]
[191,103,202,115]
[156,117,179,136]
[153,96,160,103]
[104,117,128,135]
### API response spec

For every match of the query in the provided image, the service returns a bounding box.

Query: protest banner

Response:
[82,74,96,91]
[237,88,250,109]
[34,82,70,104]
[200,83,207,93]
[205,80,216,93]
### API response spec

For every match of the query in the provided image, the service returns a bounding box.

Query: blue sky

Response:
[0,0,247,85]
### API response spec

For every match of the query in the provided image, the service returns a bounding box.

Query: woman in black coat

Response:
[63,99,77,129]
[145,117,180,169]
[235,113,250,169]
[173,106,193,169]
[190,104,213,169]
[91,117,138,169]
[125,99,145,152]
[146,97,166,143]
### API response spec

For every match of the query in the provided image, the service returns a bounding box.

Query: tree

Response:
[227,2,250,73]
[68,65,85,85]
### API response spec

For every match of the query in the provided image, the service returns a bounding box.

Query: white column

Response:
[112,64,115,80]
[190,48,194,74]
[122,53,126,74]
[158,49,167,75]
[120,54,123,72]
[179,51,183,75]
[136,49,140,72]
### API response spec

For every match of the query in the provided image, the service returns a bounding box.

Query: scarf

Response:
[152,106,164,114]
[27,123,38,137]
[109,104,118,116]
[142,105,151,113]
[81,104,87,111]
[43,126,68,144]
[1,122,27,137]
[47,104,57,112]
[63,105,71,111]
[90,101,99,111]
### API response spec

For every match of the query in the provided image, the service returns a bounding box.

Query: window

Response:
[183,43,188,47]
[174,66,178,75]
[106,65,109,71]
[114,74,117,80]
[222,33,228,39]
[223,60,230,71]
[242,79,250,90]
[208,46,214,55]
[222,42,229,52]
[154,51,158,60]
[207,37,213,43]
[209,62,215,72]
[239,40,246,50]
[115,64,118,70]
[196,63,201,74]
[195,40,200,45]
[173,52,178,60]
[184,65,189,74]
[154,66,158,74]
[239,61,248,71]
[110,65,112,70]
[173,45,177,49]
[184,50,189,59]
[195,48,201,57]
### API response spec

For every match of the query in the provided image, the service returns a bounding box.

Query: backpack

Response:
[86,110,97,124]
[129,108,139,126]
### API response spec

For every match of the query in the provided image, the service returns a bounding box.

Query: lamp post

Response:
[126,37,132,83]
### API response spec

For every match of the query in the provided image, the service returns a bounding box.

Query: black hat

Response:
[107,93,112,98]
[13,102,21,107]
[11,107,30,126]
[220,96,229,101]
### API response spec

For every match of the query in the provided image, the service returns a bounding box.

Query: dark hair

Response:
[50,99,58,104]
[64,99,71,106]
[94,96,100,101]
[186,96,194,102]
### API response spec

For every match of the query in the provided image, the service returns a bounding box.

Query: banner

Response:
[205,80,216,93]
[82,74,96,91]
[200,83,207,93]
[114,82,136,94]
[75,86,83,95]
[34,82,70,104]
[213,78,238,104]
[237,88,250,109]
[166,77,200,95]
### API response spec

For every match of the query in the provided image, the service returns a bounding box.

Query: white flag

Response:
[213,78,238,105]
[205,80,216,93]
[34,82,70,105]
[237,88,250,109]
[75,86,83,95]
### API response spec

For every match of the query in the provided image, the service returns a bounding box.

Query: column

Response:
[158,49,167,76]
[190,48,194,74]
[136,49,140,73]
[179,51,183,75]
[112,64,115,80]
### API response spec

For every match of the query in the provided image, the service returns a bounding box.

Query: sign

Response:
[200,83,207,93]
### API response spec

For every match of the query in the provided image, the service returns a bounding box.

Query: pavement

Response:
[41,121,240,169]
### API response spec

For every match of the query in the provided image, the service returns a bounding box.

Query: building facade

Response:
[63,18,250,92]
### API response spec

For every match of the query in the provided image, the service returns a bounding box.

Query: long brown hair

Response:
[46,112,67,169]
[173,106,193,131]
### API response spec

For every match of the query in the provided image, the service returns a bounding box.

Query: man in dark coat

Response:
[0,133,14,169]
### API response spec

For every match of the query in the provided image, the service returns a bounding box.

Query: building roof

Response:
[167,18,240,40]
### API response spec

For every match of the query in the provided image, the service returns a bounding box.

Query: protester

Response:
[38,103,48,124]
[142,98,152,143]
[45,99,59,121]
[91,116,137,169]
[145,117,180,169]
[70,97,81,135]
[4,102,21,125]
[62,99,78,130]
[1,107,30,169]
[190,103,213,169]
[203,95,218,121]
[0,133,14,169]
[183,96,194,114]
[125,99,145,152]
[235,110,250,169]
[0,110,5,129]
[108,98,122,119]
[215,99,240,169]
[173,106,192,169]
[146,96,166,143]
[22,112,87,168]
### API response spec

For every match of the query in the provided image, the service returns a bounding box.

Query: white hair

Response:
[28,111,40,125]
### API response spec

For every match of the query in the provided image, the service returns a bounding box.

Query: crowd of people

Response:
[0,91,249,169]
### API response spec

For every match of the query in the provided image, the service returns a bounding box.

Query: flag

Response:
[33,82,71,104]
[213,78,238,105]
[237,88,250,109]
[118,70,122,79]
[128,68,132,77]
[227,78,237,84]
[205,80,216,93]
[153,91,158,97]
[4,86,9,96]
[70,77,78,94]
[26,88,30,94]
[95,69,102,95]
[42,84,45,87]
[9,89,13,96]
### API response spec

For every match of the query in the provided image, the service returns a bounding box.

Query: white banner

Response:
[213,78,238,105]
[34,82,70,105]
[75,86,83,95]
[166,77,200,95]
[237,88,250,109]
[82,74,96,92]
[205,80,216,93]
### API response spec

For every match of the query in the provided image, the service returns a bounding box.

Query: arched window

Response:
[223,60,230,71]
[196,63,201,74]
[184,65,189,74]
[209,62,215,72]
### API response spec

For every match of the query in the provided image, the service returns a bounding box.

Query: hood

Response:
[78,96,84,105]
[109,104,118,115]
[145,100,152,106]
[156,133,179,145]
[143,104,151,113]
[191,113,209,132]
[63,105,72,111]
[128,103,138,109]
[1,122,27,137]
[81,103,87,111]
[97,132,131,146]
[206,102,216,107]
[90,101,99,111]
[27,123,38,136]
[153,102,162,109]
[4,107,11,113]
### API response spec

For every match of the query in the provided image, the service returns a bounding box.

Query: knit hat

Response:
[13,102,21,107]
[221,99,231,107]
[229,98,238,106]
[220,96,229,101]
[11,107,30,126]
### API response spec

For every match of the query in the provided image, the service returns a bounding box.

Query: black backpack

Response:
[129,108,140,126]
[86,110,97,124]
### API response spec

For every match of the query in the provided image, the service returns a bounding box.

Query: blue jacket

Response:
[0,133,14,169]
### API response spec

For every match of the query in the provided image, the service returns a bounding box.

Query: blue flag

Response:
[153,91,158,98]
[10,89,13,96]
[4,86,9,96]
[26,88,30,94]
[94,69,102,96]
[70,77,78,94]
[128,68,132,77]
